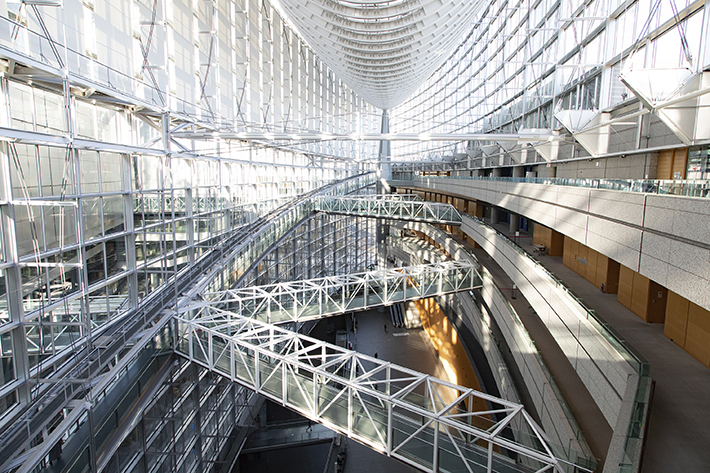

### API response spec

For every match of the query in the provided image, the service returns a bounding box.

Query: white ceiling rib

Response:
[277,0,486,109]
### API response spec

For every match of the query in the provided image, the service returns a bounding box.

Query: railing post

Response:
[188,326,193,360]
[282,361,288,405]
[230,340,235,381]
[208,332,213,370]
[254,352,260,390]
[313,370,319,419]
[387,402,393,456]
[433,421,439,472]
[487,441,493,473]
[347,386,353,436]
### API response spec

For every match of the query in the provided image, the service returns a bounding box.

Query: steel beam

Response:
[175,312,589,473]
[169,131,564,143]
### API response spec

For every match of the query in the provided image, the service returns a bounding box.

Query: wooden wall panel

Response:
[630,273,650,320]
[549,229,565,256]
[685,303,710,367]
[657,148,688,180]
[617,265,634,309]
[533,224,551,246]
[664,290,689,348]
[672,148,688,179]
[564,236,620,293]
[657,149,674,179]
[606,259,620,294]
[646,281,667,324]
[564,237,575,270]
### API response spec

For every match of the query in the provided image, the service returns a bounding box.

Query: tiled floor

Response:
[479,222,710,473]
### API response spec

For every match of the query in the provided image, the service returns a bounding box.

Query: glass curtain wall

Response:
[389,0,708,164]
[0,0,381,471]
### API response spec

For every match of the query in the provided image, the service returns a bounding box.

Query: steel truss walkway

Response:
[187,262,481,325]
[315,197,462,225]
[175,312,587,473]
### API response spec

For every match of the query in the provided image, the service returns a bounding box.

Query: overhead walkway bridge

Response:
[315,196,463,226]
[175,309,589,473]
[175,262,592,473]
[185,262,480,325]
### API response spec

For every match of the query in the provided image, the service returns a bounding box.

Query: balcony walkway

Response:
[466,220,710,473]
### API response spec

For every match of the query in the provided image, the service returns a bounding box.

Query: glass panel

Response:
[105,238,127,279]
[1,331,15,386]
[286,369,314,412]
[391,419,434,468]
[0,271,8,325]
[351,395,387,447]
[8,81,34,131]
[0,390,18,418]
[103,196,125,235]
[34,88,65,135]
[90,286,109,327]
[98,153,123,194]
[80,150,100,193]
[86,242,106,285]
[259,359,282,397]
[105,277,129,318]
[82,196,103,240]
[21,265,47,313]
[14,205,45,257]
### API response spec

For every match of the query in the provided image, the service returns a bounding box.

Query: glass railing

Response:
[477,269,594,467]
[391,223,595,468]
[458,214,651,473]
[243,421,335,451]
[461,215,648,372]
[0,15,212,116]
[391,174,710,199]
[315,196,462,224]
[177,327,593,473]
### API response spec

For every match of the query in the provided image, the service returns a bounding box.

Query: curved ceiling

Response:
[276,0,486,109]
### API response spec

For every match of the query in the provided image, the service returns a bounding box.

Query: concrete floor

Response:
[479,222,710,473]
[352,309,447,380]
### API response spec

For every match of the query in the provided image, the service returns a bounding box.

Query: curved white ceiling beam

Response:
[276,0,486,109]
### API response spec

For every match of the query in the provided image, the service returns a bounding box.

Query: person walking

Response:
[384,323,387,334]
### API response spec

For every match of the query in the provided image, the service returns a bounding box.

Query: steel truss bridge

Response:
[131,193,463,228]
[176,261,591,473]
[315,197,463,226]
[175,310,585,473]
[188,262,480,325]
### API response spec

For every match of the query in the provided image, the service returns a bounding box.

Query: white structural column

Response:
[275,0,488,109]
[176,311,590,473]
